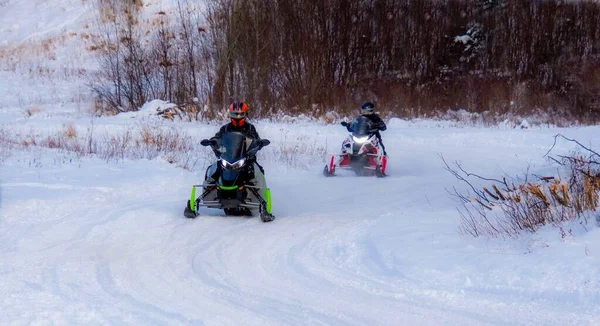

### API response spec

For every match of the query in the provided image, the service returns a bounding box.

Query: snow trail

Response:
[1,123,600,325]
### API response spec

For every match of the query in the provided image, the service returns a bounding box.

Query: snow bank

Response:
[114,100,178,120]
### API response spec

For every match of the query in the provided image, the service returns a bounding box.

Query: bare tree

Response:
[91,0,600,122]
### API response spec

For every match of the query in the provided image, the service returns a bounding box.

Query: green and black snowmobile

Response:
[184,131,274,222]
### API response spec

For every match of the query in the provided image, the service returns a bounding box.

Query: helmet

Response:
[228,101,248,126]
[361,101,375,115]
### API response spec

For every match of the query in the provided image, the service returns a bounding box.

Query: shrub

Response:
[445,135,600,238]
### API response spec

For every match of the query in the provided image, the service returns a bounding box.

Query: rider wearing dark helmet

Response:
[346,101,387,155]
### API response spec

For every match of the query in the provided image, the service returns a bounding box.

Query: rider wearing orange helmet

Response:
[211,101,260,141]
[209,100,264,173]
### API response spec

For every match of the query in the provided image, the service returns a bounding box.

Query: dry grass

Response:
[0,122,208,171]
[63,124,78,139]
[262,130,328,169]
[0,118,331,172]
[24,106,42,117]
[87,44,101,52]
[6,37,60,62]
[0,128,14,163]
[446,146,600,238]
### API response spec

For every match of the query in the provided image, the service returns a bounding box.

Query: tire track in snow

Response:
[3,125,600,324]
[1,175,205,324]
[220,166,596,325]
[170,170,488,325]
[179,215,345,325]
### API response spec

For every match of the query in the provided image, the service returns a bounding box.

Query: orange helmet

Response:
[228,101,248,126]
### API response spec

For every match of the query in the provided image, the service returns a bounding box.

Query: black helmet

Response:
[361,102,375,115]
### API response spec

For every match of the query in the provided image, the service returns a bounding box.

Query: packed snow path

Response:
[1,122,600,325]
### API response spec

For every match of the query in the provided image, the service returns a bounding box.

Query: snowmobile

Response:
[184,131,274,222]
[323,115,387,177]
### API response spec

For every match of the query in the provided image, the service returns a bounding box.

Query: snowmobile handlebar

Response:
[258,139,270,147]
[201,139,217,147]
[340,122,378,135]
[246,139,271,158]
[201,138,269,148]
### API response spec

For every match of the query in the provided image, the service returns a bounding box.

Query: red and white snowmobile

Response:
[323,116,387,178]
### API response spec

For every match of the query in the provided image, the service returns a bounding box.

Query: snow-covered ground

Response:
[2,112,600,325]
[1,0,600,325]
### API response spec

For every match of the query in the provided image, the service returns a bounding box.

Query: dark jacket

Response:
[363,114,386,132]
[210,122,262,162]
[212,121,261,141]
[346,114,386,133]
[346,113,387,154]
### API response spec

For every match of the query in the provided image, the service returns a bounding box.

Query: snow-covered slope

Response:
[0,0,185,113]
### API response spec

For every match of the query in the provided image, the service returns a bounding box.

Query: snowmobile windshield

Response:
[218,132,250,165]
[349,116,375,137]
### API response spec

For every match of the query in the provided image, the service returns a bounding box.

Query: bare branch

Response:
[545,134,600,159]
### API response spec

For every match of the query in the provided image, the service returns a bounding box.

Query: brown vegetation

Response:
[91,0,600,123]
[0,122,207,170]
[91,0,208,115]
[445,135,600,238]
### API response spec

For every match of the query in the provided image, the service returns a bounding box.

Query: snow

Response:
[455,34,473,44]
[2,113,600,324]
[1,1,600,324]
[0,0,88,43]
[116,99,178,119]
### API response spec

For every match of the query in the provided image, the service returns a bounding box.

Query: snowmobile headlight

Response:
[230,158,246,169]
[352,136,369,143]
[220,158,246,169]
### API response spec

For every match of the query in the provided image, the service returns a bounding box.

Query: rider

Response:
[210,100,260,151]
[346,101,387,155]
[206,100,265,181]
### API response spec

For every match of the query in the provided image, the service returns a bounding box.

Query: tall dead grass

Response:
[445,136,600,238]
[0,122,209,171]
[266,131,328,169]
[0,119,332,172]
